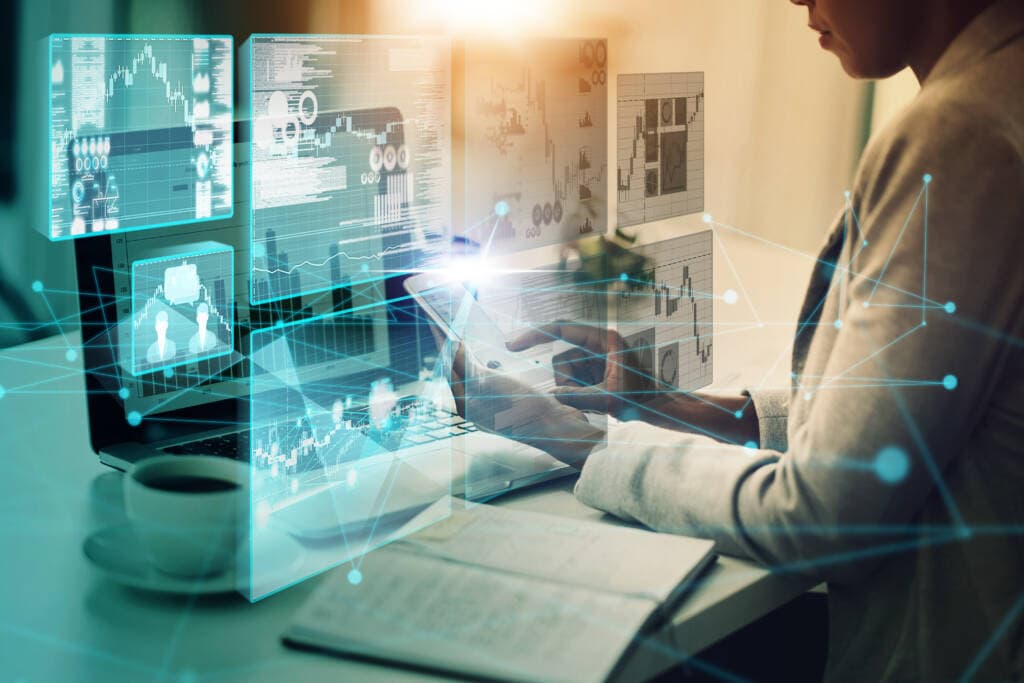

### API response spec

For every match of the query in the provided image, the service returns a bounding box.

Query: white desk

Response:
[0,334,812,682]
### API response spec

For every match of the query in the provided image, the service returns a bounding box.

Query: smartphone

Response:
[403,273,556,390]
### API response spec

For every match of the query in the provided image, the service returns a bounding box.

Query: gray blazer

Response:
[575,2,1024,680]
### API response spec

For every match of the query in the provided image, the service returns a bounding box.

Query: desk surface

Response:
[0,334,811,682]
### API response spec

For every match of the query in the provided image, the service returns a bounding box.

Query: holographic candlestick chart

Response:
[47,35,233,240]
[617,231,713,391]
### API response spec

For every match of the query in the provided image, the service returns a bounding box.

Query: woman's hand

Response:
[505,322,759,444]
[449,344,604,467]
[506,322,655,417]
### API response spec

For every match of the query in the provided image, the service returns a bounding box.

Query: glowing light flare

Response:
[412,0,546,33]
[436,256,497,286]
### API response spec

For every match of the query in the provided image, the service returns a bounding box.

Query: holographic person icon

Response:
[188,302,220,354]
[146,310,177,364]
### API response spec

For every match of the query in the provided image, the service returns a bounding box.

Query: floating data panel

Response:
[617,72,704,229]
[45,35,233,240]
[245,302,451,600]
[244,35,452,304]
[460,38,608,252]
[616,231,713,391]
[129,241,234,376]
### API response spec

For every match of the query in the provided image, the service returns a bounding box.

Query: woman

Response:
[456,0,1024,680]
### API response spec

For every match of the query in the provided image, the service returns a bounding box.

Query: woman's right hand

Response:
[506,323,655,416]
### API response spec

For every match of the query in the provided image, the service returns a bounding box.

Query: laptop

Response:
[72,136,589,533]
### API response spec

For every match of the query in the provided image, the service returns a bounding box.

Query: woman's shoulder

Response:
[854,57,1024,214]
[861,42,1024,183]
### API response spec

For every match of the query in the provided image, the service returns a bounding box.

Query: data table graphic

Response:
[245,35,451,303]
[130,241,234,376]
[461,38,608,252]
[616,231,713,391]
[46,35,233,240]
[617,72,704,229]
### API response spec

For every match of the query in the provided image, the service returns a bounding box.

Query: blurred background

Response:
[4,0,920,351]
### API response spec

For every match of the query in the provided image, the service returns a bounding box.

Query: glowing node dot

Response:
[944,301,956,314]
[862,239,869,247]
[734,410,744,419]
[723,289,738,305]
[942,374,958,391]
[126,411,142,427]
[65,348,78,362]
[347,568,363,585]
[0,385,5,400]
[843,190,851,199]
[921,320,928,327]
[494,200,510,217]
[164,367,174,379]
[702,213,712,224]
[923,173,932,184]
[360,263,369,272]
[619,272,629,282]
[744,441,758,450]
[804,392,812,401]
[862,301,870,308]
[874,446,910,484]
[31,280,43,293]
[833,319,843,329]
[118,387,130,400]
[619,407,640,422]
[290,478,299,494]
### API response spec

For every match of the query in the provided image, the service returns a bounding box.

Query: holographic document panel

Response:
[245,35,452,303]
[47,35,233,240]
[245,305,451,600]
[461,38,608,252]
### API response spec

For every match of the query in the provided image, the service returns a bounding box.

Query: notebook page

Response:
[397,504,715,602]
[287,547,654,683]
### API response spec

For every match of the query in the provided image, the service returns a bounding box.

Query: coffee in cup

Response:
[124,455,248,577]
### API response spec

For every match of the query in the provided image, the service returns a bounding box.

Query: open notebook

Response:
[284,503,716,683]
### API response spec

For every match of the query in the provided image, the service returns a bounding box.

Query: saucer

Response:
[84,524,304,595]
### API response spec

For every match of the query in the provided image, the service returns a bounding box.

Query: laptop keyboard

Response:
[163,431,251,457]
[161,408,477,459]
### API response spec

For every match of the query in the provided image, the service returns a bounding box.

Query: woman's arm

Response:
[628,391,760,445]
[576,104,1024,584]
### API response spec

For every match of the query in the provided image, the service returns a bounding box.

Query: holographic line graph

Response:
[133,279,232,335]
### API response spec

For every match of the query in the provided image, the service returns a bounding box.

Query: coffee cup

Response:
[124,455,248,577]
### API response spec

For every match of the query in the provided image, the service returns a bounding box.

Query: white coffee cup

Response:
[124,455,248,577]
